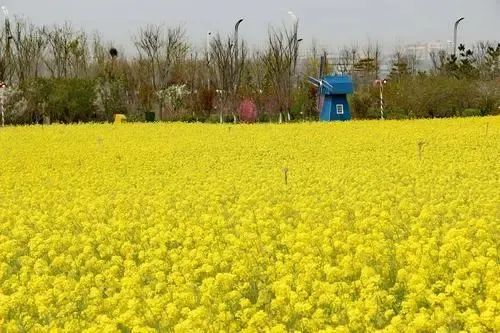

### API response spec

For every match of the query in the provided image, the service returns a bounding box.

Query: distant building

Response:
[403,40,452,70]
[296,40,454,78]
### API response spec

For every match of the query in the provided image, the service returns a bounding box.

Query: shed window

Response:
[336,104,344,115]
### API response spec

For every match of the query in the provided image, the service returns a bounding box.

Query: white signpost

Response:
[0,82,6,127]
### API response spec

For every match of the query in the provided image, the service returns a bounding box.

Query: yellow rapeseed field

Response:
[0,117,499,332]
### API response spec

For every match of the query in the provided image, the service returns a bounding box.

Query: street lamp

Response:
[234,18,244,77]
[206,31,212,64]
[287,11,300,55]
[1,6,12,41]
[206,31,212,89]
[1,6,10,32]
[287,10,299,44]
[234,18,244,51]
[453,17,465,57]
[233,18,244,116]
[446,40,453,54]
[287,11,301,122]
[1,6,8,20]
[287,11,298,23]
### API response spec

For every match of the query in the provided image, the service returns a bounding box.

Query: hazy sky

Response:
[3,0,500,53]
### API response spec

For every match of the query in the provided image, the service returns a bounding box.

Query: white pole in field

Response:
[375,79,385,120]
[0,84,5,127]
[379,82,384,120]
[0,6,8,127]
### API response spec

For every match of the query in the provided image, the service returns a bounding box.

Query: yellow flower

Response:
[0,117,498,331]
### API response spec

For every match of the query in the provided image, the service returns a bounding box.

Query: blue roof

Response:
[322,75,354,95]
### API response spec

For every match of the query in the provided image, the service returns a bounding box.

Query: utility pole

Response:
[317,51,327,114]
[234,19,244,85]
[234,18,243,68]
[287,11,301,122]
[288,11,300,71]
[319,51,327,78]
[233,18,244,124]
[1,6,12,83]
[206,31,212,89]
[453,17,465,57]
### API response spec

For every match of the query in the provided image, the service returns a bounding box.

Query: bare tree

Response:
[9,18,46,82]
[0,24,12,82]
[473,41,500,79]
[353,42,382,86]
[90,33,109,70]
[135,25,188,120]
[246,49,266,94]
[430,49,448,73]
[135,24,164,93]
[262,21,300,122]
[164,27,188,80]
[44,24,89,78]
[389,46,419,81]
[209,32,246,123]
[0,12,16,83]
[91,37,131,121]
[337,44,360,75]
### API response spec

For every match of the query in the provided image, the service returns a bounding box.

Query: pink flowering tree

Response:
[238,99,257,123]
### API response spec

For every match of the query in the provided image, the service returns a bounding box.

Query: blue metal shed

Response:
[319,75,354,121]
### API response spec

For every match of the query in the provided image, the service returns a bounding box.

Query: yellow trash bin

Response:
[114,114,127,124]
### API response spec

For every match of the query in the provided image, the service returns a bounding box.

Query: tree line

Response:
[0,17,499,125]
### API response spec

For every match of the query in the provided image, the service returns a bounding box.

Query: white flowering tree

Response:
[134,25,188,120]
[155,84,188,118]
[0,85,28,125]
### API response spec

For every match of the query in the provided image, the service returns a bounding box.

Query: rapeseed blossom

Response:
[0,117,498,332]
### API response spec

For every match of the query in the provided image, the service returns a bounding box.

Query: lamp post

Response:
[288,10,299,46]
[287,11,301,122]
[287,11,299,45]
[234,18,244,61]
[233,19,244,123]
[1,6,8,24]
[206,31,212,89]
[287,11,300,66]
[1,6,11,40]
[234,18,244,89]
[206,31,212,63]
[1,6,8,23]
[453,17,465,57]
[446,40,453,54]
[1,6,12,65]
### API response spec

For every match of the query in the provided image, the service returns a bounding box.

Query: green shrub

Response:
[48,78,97,123]
[18,78,97,124]
[367,107,382,119]
[351,91,375,119]
[386,107,409,120]
[461,108,482,117]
